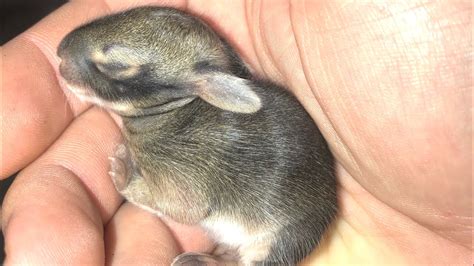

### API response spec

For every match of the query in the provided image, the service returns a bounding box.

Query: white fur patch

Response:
[63,82,136,115]
[201,219,271,247]
[201,218,275,264]
[201,219,251,247]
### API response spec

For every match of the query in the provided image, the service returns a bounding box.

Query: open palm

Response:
[1,0,471,264]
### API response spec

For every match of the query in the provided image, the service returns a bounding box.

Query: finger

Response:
[105,203,214,265]
[35,107,123,220]
[2,166,105,265]
[104,205,214,265]
[0,1,112,178]
[2,108,123,264]
[1,36,74,178]
[104,203,180,265]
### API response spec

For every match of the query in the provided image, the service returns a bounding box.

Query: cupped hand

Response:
[1,0,471,264]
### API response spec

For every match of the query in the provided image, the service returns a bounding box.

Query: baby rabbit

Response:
[57,6,337,265]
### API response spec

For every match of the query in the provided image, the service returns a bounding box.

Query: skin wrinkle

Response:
[290,0,362,177]
[341,161,471,253]
[242,0,258,74]
[332,221,354,258]
[266,0,314,109]
[338,176,393,243]
[337,222,382,262]
[257,0,288,83]
[270,34,293,70]
[342,174,417,239]
[242,0,266,75]
[249,0,283,82]
[22,31,61,70]
[252,0,345,165]
[247,0,266,78]
[339,172,458,262]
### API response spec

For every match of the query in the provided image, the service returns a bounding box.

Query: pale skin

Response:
[1,0,471,264]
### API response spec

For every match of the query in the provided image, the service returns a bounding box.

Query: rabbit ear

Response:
[196,73,262,113]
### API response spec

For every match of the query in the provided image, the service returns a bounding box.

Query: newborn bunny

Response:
[57,6,337,265]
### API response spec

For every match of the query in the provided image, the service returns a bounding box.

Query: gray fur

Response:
[58,7,337,265]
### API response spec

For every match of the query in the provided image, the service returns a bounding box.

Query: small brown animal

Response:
[57,6,337,265]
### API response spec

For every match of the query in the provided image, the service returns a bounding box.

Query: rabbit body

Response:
[57,7,337,265]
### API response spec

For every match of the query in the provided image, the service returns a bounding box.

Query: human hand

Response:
[1,0,471,264]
